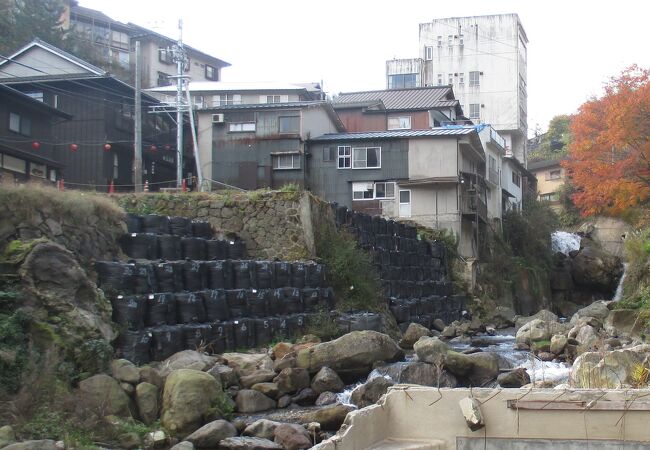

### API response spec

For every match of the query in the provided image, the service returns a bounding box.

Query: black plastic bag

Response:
[253,318,274,347]
[202,289,229,321]
[274,262,291,287]
[246,289,269,318]
[182,323,213,350]
[175,292,207,324]
[153,261,179,293]
[169,216,192,236]
[211,321,235,352]
[283,287,303,314]
[133,262,154,294]
[124,213,142,234]
[233,260,253,289]
[146,292,176,326]
[205,260,231,290]
[305,263,325,288]
[158,234,182,260]
[121,233,158,259]
[227,240,246,259]
[182,260,206,292]
[117,330,151,365]
[181,237,207,260]
[206,239,228,260]
[233,318,254,348]
[112,295,146,330]
[268,288,285,316]
[191,220,213,239]
[253,261,274,289]
[142,214,170,234]
[150,325,183,361]
[95,261,131,296]
[302,288,322,313]
[226,289,248,318]
[291,262,306,288]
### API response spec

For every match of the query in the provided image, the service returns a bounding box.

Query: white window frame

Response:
[448,73,453,85]
[228,122,256,132]
[448,35,453,47]
[352,182,374,200]
[425,46,433,60]
[352,147,381,169]
[469,71,480,87]
[387,116,411,130]
[375,181,396,199]
[548,169,562,180]
[205,65,218,81]
[273,153,300,170]
[469,103,480,120]
[437,35,442,47]
[459,72,465,85]
[459,35,464,46]
[9,112,31,136]
[437,73,443,86]
[337,146,351,169]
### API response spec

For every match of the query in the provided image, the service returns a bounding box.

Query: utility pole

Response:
[175,20,185,188]
[134,41,143,192]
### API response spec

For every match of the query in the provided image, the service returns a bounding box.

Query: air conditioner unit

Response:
[212,113,225,124]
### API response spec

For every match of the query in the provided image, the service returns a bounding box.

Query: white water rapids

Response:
[551,231,581,255]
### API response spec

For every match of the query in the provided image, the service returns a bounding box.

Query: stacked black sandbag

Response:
[133,262,154,294]
[305,263,326,288]
[95,261,131,296]
[153,261,183,293]
[246,289,269,318]
[124,213,142,234]
[302,288,321,313]
[211,321,235,353]
[191,220,213,239]
[283,287,303,314]
[205,260,232,290]
[253,318,274,347]
[206,239,228,260]
[158,235,182,260]
[201,289,229,321]
[183,323,213,350]
[233,260,253,289]
[141,214,170,234]
[175,292,206,324]
[227,239,246,259]
[112,295,147,330]
[181,237,207,260]
[253,261,274,289]
[233,319,254,348]
[145,293,176,327]
[150,325,183,361]
[169,216,192,236]
[226,289,248,318]
[117,330,151,365]
[291,262,306,289]
[182,260,206,292]
[121,233,158,259]
[274,262,291,287]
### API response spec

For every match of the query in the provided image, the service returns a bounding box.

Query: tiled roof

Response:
[311,127,476,141]
[333,86,458,111]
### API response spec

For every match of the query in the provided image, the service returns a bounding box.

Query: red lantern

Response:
[103,143,111,151]
[70,143,78,152]
[31,141,40,150]
[150,145,157,152]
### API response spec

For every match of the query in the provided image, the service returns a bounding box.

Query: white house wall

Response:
[408,137,458,179]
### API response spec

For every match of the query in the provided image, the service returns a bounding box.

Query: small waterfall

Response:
[613,262,629,301]
[551,231,581,255]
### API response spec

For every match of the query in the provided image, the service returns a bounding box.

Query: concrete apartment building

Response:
[386,14,529,165]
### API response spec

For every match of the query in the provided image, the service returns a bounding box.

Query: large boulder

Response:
[466,353,500,386]
[297,403,354,431]
[240,370,277,389]
[350,377,394,408]
[497,368,531,388]
[135,382,159,425]
[235,389,277,413]
[515,310,558,330]
[251,382,280,399]
[413,336,449,365]
[78,374,132,417]
[223,353,274,377]
[243,419,282,440]
[571,345,650,388]
[605,309,641,336]
[273,424,312,450]
[185,419,237,448]
[112,359,140,384]
[570,301,611,324]
[399,323,431,349]
[295,331,403,376]
[2,440,58,450]
[373,361,457,387]
[571,241,623,293]
[483,306,516,329]
[515,319,567,345]
[310,367,344,394]
[273,368,310,394]
[161,350,219,374]
[218,436,282,449]
[161,369,222,436]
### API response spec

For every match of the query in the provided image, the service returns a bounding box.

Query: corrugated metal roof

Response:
[333,86,458,111]
[205,101,325,110]
[311,127,476,141]
[148,81,314,93]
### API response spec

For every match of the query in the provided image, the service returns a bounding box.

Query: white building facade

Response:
[387,14,529,166]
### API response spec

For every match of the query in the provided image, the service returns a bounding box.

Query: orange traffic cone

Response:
[181,178,187,192]
[108,180,115,194]
[144,180,149,193]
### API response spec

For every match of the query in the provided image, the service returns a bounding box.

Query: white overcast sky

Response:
[79,0,650,136]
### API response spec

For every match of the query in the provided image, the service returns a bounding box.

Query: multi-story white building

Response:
[386,14,529,165]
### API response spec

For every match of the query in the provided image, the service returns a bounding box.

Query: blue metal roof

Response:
[310,127,477,141]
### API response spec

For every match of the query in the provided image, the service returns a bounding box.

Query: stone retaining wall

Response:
[116,191,323,261]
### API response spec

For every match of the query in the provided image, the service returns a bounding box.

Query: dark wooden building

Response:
[0,39,178,191]
[0,84,72,185]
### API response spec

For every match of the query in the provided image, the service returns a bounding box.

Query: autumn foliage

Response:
[564,65,650,216]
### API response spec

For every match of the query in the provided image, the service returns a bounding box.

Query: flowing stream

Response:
[551,231,581,255]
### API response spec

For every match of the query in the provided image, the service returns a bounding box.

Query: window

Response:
[267,95,281,103]
[469,104,480,120]
[273,153,300,170]
[448,73,453,85]
[205,65,218,81]
[25,92,43,102]
[489,155,496,171]
[548,169,562,180]
[352,182,374,200]
[375,181,395,199]
[459,72,465,85]
[459,35,464,46]
[425,46,433,60]
[437,73,443,86]
[388,74,416,89]
[158,48,173,64]
[387,116,411,130]
[352,147,381,169]
[338,146,351,168]
[228,122,256,132]
[448,35,453,46]
[469,71,480,87]
[512,171,521,187]
[1,154,26,174]
[323,147,334,162]
[113,154,119,179]
[111,30,129,50]
[157,71,171,87]
[279,116,300,133]
[213,94,241,106]
[540,193,559,202]
[437,35,442,47]
[9,112,31,136]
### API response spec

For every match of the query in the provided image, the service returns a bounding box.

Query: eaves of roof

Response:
[310,127,476,141]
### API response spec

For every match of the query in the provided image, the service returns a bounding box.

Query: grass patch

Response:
[0,309,29,395]
[316,226,383,312]
[304,309,342,341]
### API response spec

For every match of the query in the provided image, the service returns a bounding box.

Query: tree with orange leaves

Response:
[564,65,650,216]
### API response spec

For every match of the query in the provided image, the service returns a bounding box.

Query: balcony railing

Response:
[460,193,487,222]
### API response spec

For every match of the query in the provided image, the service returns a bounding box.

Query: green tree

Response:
[529,115,573,162]
[0,0,68,54]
